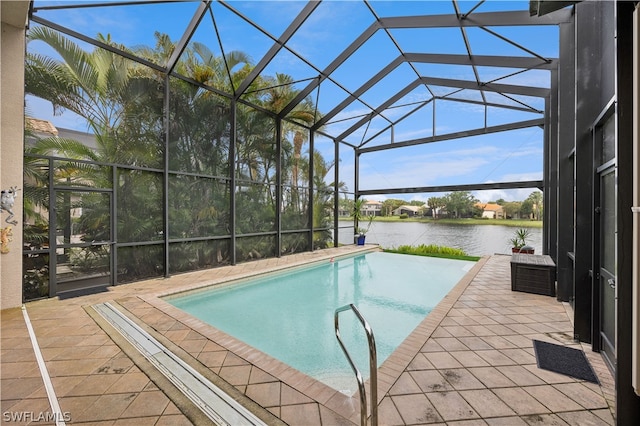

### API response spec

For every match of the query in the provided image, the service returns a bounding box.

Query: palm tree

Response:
[260,73,319,185]
[24,25,334,279]
[25,27,167,282]
[427,196,444,219]
[527,191,543,220]
[309,150,336,249]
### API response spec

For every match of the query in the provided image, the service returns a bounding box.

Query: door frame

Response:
[49,186,114,297]
[590,99,617,373]
[594,162,617,372]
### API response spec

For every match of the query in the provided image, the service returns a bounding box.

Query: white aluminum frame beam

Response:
[336,77,548,142]
[358,118,545,154]
[315,52,555,130]
[357,180,544,197]
[378,9,572,29]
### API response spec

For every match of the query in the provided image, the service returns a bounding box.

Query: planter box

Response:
[510,254,556,297]
[511,247,535,254]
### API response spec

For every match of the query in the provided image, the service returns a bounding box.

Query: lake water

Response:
[338,221,542,256]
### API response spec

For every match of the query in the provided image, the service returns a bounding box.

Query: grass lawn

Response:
[384,244,482,261]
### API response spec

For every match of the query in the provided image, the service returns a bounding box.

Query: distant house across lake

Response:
[476,203,505,219]
[392,205,421,217]
[362,200,383,216]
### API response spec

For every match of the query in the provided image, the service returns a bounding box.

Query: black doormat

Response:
[533,339,600,384]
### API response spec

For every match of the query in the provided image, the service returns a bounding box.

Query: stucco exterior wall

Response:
[1,1,29,309]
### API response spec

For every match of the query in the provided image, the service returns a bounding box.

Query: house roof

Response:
[26,117,58,136]
[476,202,503,211]
[395,205,421,212]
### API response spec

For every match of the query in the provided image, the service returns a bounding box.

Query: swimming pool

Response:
[167,251,475,393]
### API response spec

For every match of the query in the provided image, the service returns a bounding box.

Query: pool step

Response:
[92,302,267,426]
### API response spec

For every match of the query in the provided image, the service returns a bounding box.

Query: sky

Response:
[27,0,556,204]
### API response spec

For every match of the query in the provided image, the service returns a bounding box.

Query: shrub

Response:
[385,244,480,261]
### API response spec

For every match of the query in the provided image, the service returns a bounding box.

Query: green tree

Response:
[159,39,253,268]
[526,191,543,220]
[427,196,445,219]
[249,72,326,253]
[381,198,406,216]
[167,41,250,176]
[267,76,318,197]
[310,150,338,249]
[26,27,166,281]
[24,26,333,279]
[521,199,533,219]
[443,191,479,218]
[27,28,164,167]
[503,201,522,219]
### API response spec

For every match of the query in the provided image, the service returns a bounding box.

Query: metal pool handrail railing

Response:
[334,303,378,426]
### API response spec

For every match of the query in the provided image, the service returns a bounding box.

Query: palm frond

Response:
[29,26,98,95]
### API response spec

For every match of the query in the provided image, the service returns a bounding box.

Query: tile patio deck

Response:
[2,247,615,425]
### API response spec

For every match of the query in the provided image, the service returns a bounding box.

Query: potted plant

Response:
[356,215,374,245]
[353,198,374,245]
[509,228,535,254]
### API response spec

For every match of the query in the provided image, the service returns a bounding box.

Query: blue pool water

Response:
[167,252,474,393]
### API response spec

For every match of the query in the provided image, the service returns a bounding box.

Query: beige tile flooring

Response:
[1,246,615,425]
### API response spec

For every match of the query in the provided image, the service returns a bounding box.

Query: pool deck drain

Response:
[92,302,267,426]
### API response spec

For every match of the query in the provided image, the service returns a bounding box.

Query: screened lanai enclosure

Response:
[13,1,640,421]
[22,0,569,300]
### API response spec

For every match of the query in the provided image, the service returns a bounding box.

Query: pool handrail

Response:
[334,303,378,426]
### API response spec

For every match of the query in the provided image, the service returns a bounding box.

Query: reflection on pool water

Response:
[167,251,475,393]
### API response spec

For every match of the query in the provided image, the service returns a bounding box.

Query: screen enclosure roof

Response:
[29,1,573,197]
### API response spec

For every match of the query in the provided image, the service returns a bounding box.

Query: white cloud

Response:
[497,172,544,182]
[359,154,491,190]
[475,188,541,203]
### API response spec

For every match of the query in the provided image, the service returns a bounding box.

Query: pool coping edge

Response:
[102,250,489,424]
